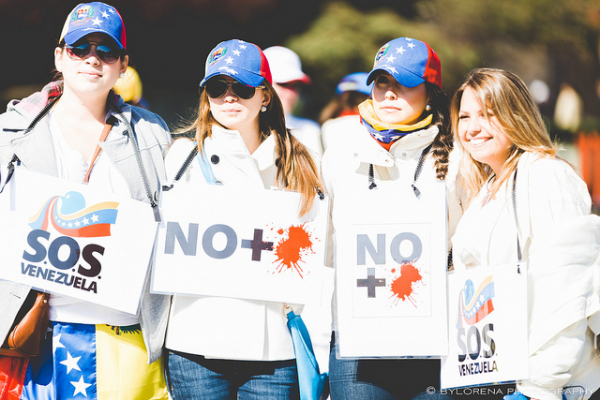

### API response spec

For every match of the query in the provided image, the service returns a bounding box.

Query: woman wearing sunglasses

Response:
[0,3,170,399]
[163,39,322,400]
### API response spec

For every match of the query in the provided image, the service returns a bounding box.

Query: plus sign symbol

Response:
[241,229,274,261]
[357,268,386,298]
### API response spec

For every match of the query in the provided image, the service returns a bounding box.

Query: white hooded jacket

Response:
[452,152,600,400]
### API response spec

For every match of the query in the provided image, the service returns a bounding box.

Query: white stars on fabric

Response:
[60,352,82,374]
[71,376,92,397]
[239,44,247,50]
[407,42,416,49]
[396,46,405,54]
[373,132,385,141]
[90,214,99,223]
[225,57,234,65]
[101,11,109,19]
[386,54,397,63]
[233,49,241,56]
[92,17,102,26]
[388,67,398,74]
[53,333,65,351]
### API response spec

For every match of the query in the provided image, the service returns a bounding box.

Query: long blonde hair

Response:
[451,68,556,203]
[179,81,322,217]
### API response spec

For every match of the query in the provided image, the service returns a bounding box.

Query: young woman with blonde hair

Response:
[451,68,600,399]
[164,39,322,400]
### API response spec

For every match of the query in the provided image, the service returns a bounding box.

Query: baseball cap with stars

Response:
[59,2,126,49]
[366,37,442,89]
[200,39,272,88]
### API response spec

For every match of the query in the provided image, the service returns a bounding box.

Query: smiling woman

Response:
[456,86,513,175]
[0,2,172,399]
[450,68,600,399]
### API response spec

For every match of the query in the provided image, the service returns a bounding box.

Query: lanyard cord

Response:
[168,143,326,200]
[3,96,62,193]
[511,167,522,273]
[163,144,215,187]
[173,146,198,183]
[106,97,160,221]
[411,143,433,198]
[368,143,433,198]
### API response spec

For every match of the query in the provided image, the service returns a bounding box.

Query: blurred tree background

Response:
[2,0,600,133]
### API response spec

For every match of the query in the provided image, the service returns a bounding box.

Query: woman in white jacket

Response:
[323,37,463,399]
[163,39,322,400]
[451,68,600,400]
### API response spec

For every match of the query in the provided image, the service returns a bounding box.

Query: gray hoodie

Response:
[0,82,172,363]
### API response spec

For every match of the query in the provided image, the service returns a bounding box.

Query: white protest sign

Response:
[0,168,158,315]
[441,265,529,389]
[152,183,329,305]
[335,182,448,357]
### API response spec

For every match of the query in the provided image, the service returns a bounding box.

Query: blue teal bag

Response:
[285,304,329,400]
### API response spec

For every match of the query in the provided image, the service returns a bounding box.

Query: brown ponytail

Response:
[426,82,453,180]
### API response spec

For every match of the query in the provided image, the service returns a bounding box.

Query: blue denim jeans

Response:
[166,350,300,400]
[329,332,452,400]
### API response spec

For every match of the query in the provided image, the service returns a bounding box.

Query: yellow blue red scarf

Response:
[358,100,432,144]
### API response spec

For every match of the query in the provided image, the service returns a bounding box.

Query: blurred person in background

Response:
[319,72,372,151]
[264,46,323,157]
[113,66,149,109]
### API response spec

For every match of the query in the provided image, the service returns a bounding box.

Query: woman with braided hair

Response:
[322,37,464,399]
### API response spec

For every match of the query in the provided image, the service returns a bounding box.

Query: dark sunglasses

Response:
[65,42,121,64]
[205,79,265,99]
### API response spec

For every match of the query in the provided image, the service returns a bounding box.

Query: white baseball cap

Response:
[263,46,311,84]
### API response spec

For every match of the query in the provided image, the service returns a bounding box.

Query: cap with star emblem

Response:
[366,37,442,89]
[200,39,272,88]
[59,2,126,49]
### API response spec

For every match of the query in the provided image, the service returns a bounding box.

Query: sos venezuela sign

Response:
[0,169,158,315]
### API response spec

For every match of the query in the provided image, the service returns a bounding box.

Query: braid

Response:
[426,83,452,181]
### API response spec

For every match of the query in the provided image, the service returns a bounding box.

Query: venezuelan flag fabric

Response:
[0,322,167,400]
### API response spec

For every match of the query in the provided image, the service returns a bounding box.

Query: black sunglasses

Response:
[205,79,265,100]
[65,41,121,64]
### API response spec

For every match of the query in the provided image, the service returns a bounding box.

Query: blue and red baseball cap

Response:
[367,37,442,89]
[336,72,372,95]
[59,2,126,49]
[200,39,272,88]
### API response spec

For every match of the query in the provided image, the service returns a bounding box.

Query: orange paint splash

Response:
[273,223,313,277]
[390,262,422,307]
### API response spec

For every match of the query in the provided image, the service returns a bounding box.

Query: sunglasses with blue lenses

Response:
[65,41,121,64]
[205,78,265,100]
